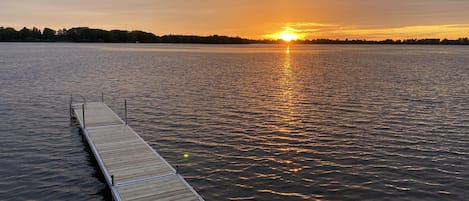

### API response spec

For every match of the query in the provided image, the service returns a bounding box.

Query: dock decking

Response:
[72,102,204,201]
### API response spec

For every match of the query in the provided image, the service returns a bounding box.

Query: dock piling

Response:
[82,104,85,128]
[125,99,127,125]
[69,94,73,119]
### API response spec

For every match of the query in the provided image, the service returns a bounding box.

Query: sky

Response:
[1,0,469,40]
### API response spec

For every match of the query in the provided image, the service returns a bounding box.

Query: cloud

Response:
[270,22,469,40]
[333,24,469,39]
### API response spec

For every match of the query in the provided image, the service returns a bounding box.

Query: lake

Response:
[0,43,468,200]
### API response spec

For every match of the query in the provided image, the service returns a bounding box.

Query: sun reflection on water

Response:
[278,46,307,174]
[279,46,295,132]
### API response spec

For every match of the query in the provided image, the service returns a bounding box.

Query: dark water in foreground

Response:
[0,43,468,201]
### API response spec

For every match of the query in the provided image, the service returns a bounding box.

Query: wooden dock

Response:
[71,101,204,201]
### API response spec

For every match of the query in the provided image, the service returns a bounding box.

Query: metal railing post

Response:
[69,94,73,119]
[82,104,86,128]
[125,99,128,125]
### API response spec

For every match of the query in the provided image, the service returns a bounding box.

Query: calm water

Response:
[0,43,468,201]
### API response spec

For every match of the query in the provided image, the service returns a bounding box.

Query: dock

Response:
[71,100,204,201]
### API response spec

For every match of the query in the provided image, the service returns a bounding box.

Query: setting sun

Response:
[279,32,298,42]
[264,26,305,42]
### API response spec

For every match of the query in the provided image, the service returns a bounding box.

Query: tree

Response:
[42,28,56,41]
[109,30,130,42]
[1,27,19,41]
[19,27,31,40]
[31,27,42,39]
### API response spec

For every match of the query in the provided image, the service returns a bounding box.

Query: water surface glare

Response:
[0,43,468,201]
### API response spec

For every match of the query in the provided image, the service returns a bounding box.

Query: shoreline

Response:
[0,41,468,45]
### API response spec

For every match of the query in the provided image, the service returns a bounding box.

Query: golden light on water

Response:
[289,167,302,173]
[276,48,296,134]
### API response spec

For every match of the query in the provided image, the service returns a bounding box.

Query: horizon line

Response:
[1,25,469,42]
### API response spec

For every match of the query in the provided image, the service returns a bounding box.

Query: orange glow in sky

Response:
[2,0,469,40]
[265,27,305,41]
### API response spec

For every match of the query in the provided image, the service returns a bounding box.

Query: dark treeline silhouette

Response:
[253,38,469,45]
[0,26,253,44]
[1,26,468,45]
[297,38,469,45]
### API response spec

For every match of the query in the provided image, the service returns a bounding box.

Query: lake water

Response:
[0,43,468,201]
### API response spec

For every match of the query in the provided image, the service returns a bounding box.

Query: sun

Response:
[264,26,304,42]
[279,32,298,42]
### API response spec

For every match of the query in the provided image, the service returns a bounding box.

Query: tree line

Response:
[1,26,468,45]
[298,38,469,45]
[0,26,254,44]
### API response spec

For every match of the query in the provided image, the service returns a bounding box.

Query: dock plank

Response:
[118,175,201,201]
[73,102,123,127]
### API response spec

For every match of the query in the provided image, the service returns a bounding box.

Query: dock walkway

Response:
[72,102,204,201]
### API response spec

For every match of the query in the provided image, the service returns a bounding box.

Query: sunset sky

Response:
[1,0,469,40]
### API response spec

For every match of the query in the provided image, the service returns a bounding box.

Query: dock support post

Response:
[82,104,86,129]
[69,94,73,119]
[176,165,179,174]
[101,92,104,103]
[111,175,115,186]
[125,99,128,125]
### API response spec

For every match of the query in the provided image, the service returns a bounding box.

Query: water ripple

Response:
[1,44,468,200]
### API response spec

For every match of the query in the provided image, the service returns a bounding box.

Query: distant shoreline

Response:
[1,26,468,45]
[2,41,469,45]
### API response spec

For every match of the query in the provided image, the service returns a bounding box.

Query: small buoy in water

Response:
[183,153,189,159]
